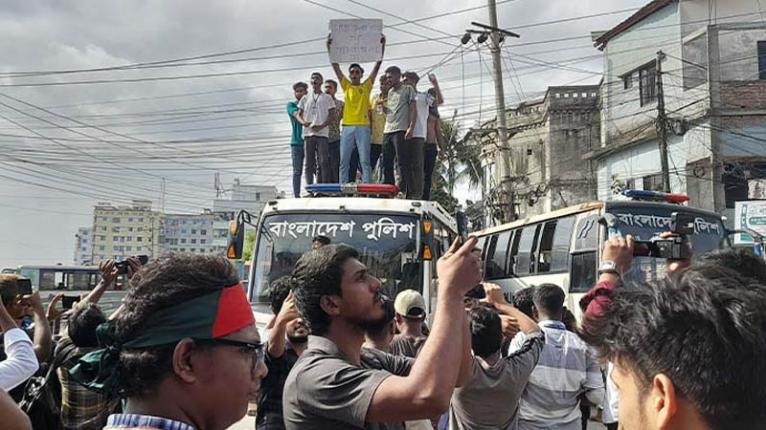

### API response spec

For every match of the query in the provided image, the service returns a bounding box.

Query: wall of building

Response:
[163,214,216,254]
[73,227,92,265]
[91,202,163,261]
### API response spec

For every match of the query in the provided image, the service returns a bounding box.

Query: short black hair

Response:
[349,63,364,74]
[324,79,338,89]
[695,247,766,283]
[402,71,419,84]
[114,254,240,398]
[581,266,766,429]
[292,81,308,91]
[312,235,331,246]
[311,72,323,80]
[0,274,19,306]
[533,284,565,317]
[513,287,535,318]
[385,66,401,76]
[470,304,502,358]
[291,245,360,335]
[68,303,106,348]
[268,276,293,315]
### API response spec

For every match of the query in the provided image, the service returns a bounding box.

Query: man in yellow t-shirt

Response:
[328,35,385,184]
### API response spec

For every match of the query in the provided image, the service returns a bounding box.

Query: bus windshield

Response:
[607,203,726,282]
[250,212,422,303]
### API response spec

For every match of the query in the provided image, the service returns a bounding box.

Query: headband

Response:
[69,285,254,394]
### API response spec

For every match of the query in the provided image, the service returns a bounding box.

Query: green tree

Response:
[242,229,256,262]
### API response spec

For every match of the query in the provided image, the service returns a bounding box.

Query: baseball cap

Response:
[394,289,426,319]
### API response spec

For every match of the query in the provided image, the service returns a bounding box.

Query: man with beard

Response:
[283,239,481,429]
[256,277,309,430]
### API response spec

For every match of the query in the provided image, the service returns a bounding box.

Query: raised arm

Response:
[428,74,444,106]
[327,35,345,84]
[366,237,482,421]
[367,35,386,84]
[25,292,52,363]
[0,295,38,391]
[267,291,299,358]
[483,283,539,334]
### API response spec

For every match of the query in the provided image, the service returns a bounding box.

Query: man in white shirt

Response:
[509,284,604,430]
[0,282,38,391]
[401,71,442,200]
[297,72,336,185]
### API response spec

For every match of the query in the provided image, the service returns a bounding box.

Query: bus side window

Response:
[570,251,597,293]
[515,225,539,276]
[509,229,521,274]
[551,216,576,272]
[486,231,512,280]
[538,221,557,273]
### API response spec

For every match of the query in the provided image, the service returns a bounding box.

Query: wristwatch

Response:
[598,260,621,276]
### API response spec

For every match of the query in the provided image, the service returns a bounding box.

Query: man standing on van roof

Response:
[327,35,385,185]
[389,289,427,358]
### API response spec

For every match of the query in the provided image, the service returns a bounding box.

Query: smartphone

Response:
[115,255,149,274]
[61,295,79,310]
[17,278,32,296]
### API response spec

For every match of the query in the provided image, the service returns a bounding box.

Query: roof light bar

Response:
[305,183,399,197]
[622,189,689,203]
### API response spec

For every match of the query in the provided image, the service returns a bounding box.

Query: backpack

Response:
[19,340,78,429]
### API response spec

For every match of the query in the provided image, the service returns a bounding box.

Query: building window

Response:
[256,193,261,201]
[564,93,569,98]
[99,235,106,241]
[137,237,143,242]
[201,229,207,235]
[112,217,121,223]
[622,74,632,89]
[639,62,657,106]
[201,239,206,244]
[573,92,579,98]
[99,246,105,251]
[582,92,588,98]
[191,239,197,244]
[759,41,766,80]
[128,217,133,222]
[181,238,187,244]
[138,218,144,222]
[555,93,560,98]
[642,173,664,192]
[191,229,197,234]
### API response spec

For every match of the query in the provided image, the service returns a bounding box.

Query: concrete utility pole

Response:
[656,50,671,193]
[477,0,520,223]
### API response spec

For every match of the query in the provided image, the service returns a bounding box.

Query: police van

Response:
[472,190,730,321]
[227,183,459,318]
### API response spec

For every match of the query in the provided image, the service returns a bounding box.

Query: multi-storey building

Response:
[587,0,766,224]
[163,211,216,254]
[90,200,163,261]
[475,85,601,221]
[73,227,92,265]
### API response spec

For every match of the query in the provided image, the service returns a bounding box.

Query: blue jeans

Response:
[291,144,304,197]
[340,126,372,183]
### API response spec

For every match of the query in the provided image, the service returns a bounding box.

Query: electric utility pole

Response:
[656,50,671,192]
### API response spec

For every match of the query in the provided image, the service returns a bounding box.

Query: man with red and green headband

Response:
[71,254,267,430]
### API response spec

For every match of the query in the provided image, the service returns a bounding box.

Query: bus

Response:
[473,190,729,321]
[13,265,103,291]
[229,184,459,318]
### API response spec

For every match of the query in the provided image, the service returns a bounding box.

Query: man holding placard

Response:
[327,19,385,185]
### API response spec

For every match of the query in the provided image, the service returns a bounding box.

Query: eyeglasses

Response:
[194,338,265,368]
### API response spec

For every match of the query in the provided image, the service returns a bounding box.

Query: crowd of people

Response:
[1,233,765,430]
[288,36,445,199]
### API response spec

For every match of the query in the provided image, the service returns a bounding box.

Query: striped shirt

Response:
[508,320,604,430]
[104,414,196,430]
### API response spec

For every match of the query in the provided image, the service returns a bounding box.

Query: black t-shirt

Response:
[257,344,300,430]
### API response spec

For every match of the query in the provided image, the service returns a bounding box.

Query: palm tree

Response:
[438,114,484,196]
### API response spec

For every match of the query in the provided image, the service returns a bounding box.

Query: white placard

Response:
[329,19,383,63]
[734,200,766,243]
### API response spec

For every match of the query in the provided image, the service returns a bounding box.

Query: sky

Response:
[0,0,649,268]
